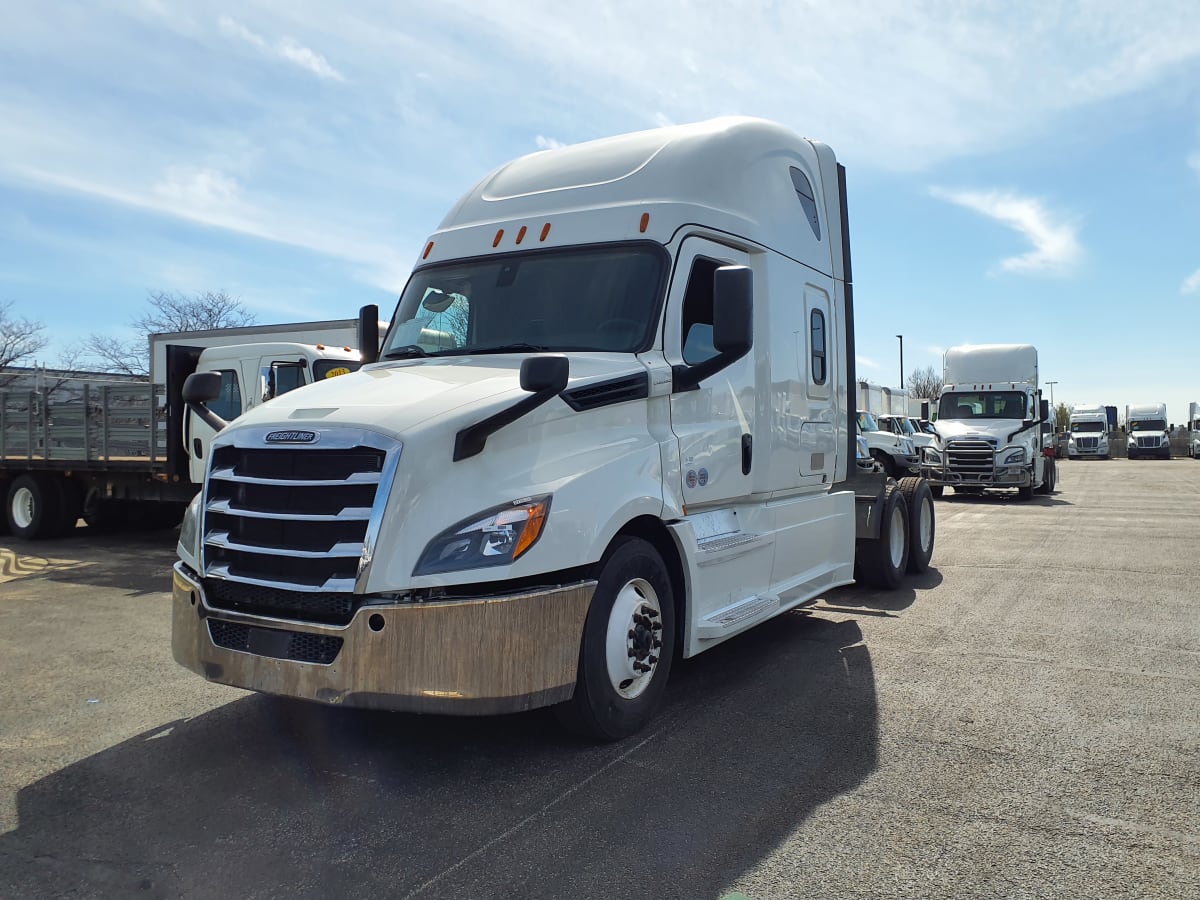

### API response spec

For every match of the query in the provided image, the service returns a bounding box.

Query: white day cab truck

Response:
[1067,404,1111,459]
[0,318,370,539]
[920,344,1056,500]
[1125,403,1170,459]
[172,117,938,740]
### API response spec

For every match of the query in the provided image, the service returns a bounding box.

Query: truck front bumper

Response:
[919,465,1031,488]
[172,563,595,715]
[891,452,921,474]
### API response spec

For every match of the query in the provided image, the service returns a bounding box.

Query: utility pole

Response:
[896,334,904,390]
[1046,380,1058,427]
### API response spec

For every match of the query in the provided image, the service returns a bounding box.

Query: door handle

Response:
[741,433,752,475]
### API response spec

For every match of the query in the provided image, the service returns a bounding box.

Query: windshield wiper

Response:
[382,344,432,359]
[464,343,551,355]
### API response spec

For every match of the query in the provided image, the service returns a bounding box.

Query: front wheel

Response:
[870,450,897,478]
[554,537,676,741]
[7,474,63,540]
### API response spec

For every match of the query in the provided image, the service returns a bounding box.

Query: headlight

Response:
[1000,447,1027,465]
[414,496,551,575]
[177,493,203,568]
[923,447,942,464]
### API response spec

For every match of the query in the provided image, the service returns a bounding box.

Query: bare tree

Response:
[78,290,258,376]
[905,364,942,401]
[0,301,49,370]
[133,290,257,334]
[0,301,50,387]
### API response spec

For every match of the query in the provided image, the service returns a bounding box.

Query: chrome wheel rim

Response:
[918,496,933,553]
[888,504,905,569]
[605,577,663,699]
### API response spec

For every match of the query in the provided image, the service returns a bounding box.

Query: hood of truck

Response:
[223,353,641,437]
[933,418,1035,446]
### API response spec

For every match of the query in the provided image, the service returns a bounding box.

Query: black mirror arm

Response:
[453,385,560,461]
[187,401,229,433]
[670,345,751,393]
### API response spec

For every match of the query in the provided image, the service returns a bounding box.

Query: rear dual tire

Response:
[6,474,80,540]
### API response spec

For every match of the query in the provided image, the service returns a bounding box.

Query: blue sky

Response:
[2,1,1199,424]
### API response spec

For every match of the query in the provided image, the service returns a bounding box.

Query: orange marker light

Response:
[493,228,504,247]
[540,223,551,241]
[639,212,650,233]
[422,241,434,259]
[516,225,527,244]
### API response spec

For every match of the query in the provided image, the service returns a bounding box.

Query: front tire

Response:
[554,537,676,741]
[871,450,897,478]
[7,474,63,540]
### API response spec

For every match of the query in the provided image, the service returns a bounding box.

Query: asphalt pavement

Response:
[0,459,1197,899]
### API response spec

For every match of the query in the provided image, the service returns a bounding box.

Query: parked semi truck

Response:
[172,117,938,740]
[1125,403,1170,459]
[857,381,923,471]
[0,318,369,539]
[1067,404,1111,459]
[1189,402,1200,459]
[920,343,1056,499]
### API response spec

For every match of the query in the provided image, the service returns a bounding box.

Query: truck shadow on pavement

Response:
[818,567,944,615]
[0,615,876,900]
[937,493,1073,507]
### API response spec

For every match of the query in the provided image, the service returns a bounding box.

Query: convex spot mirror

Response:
[520,355,569,394]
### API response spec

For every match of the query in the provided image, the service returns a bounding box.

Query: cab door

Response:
[664,237,755,511]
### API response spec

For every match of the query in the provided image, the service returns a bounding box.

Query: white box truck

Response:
[920,344,1056,499]
[171,117,938,740]
[0,318,372,539]
[1067,404,1111,459]
[1125,402,1170,459]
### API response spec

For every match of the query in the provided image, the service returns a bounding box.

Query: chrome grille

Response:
[1136,435,1160,449]
[946,439,996,481]
[1077,437,1098,450]
[200,428,400,600]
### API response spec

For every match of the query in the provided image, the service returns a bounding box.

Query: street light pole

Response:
[896,334,904,390]
[1046,380,1058,427]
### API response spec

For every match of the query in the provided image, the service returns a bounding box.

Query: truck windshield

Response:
[857,411,879,432]
[381,244,666,358]
[1071,421,1105,433]
[1129,419,1167,432]
[938,391,1027,420]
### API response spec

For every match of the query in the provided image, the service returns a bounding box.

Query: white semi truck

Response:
[0,318,369,539]
[1125,403,1171,459]
[1067,404,1111,459]
[171,117,938,740]
[1188,402,1200,459]
[920,344,1056,499]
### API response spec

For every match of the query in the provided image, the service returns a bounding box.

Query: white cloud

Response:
[535,136,565,151]
[930,188,1082,275]
[1189,153,1200,176]
[218,15,344,81]
[153,166,239,209]
[857,356,880,370]
[1182,269,1200,294]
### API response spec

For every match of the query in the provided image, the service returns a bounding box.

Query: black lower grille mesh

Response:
[205,578,359,625]
[208,619,343,664]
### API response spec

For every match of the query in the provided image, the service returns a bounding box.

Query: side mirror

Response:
[672,265,753,393]
[183,371,221,404]
[1040,398,1049,422]
[182,371,229,432]
[358,304,380,364]
[712,265,753,357]
[520,354,569,394]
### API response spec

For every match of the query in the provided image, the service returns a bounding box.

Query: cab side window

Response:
[209,370,242,420]
[681,257,721,365]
